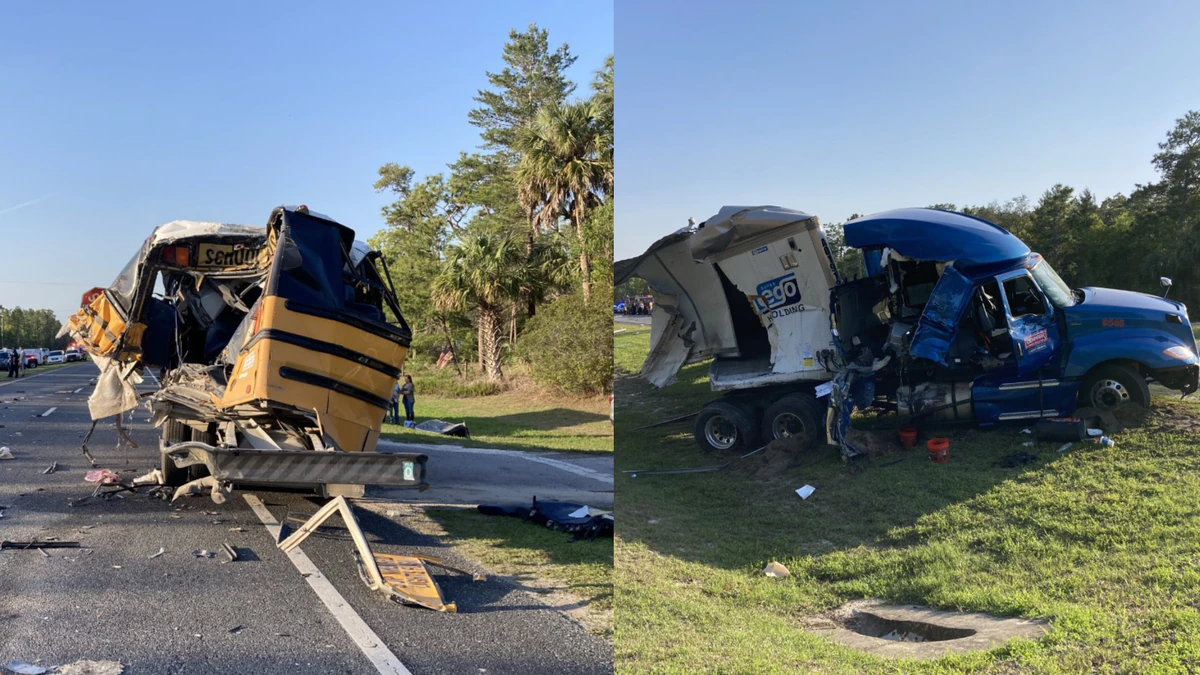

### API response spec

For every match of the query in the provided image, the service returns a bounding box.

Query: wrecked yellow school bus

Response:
[60,205,426,503]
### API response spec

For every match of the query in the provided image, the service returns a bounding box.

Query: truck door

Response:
[909,266,974,367]
[997,269,1060,376]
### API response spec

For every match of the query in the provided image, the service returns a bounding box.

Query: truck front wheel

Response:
[1080,364,1150,410]
[761,393,824,450]
[694,401,758,453]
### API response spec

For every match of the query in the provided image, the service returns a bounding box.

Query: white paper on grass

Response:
[568,505,611,518]
[795,485,816,500]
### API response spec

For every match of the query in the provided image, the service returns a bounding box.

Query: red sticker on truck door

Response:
[1024,329,1048,352]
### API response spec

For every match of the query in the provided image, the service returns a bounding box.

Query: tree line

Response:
[371,25,613,393]
[0,306,70,351]
[826,111,1200,312]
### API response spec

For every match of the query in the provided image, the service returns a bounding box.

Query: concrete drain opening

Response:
[847,613,976,643]
[808,600,1048,660]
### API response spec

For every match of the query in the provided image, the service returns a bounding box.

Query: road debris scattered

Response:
[278,496,483,611]
[0,447,13,460]
[1,540,82,551]
[192,549,214,559]
[43,462,58,474]
[229,625,245,636]
[84,469,121,485]
[762,561,790,578]
[478,496,615,541]
[5,660,48,675]
[795,485,816,500]
[149,547,166,559]
[1057,443,1073,453]
[222,542,238,563]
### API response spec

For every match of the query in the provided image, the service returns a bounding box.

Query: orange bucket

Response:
[927,437,950,464]
[898,427,919,449]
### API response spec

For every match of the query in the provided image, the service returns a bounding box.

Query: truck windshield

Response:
[1030,256,1075,308]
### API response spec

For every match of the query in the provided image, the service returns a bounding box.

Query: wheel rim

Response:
[704,415,739,450]
[1090,378,1130,409]
[771,412,807,439]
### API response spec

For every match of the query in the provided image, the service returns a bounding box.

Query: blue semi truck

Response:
[616,206,1198,455]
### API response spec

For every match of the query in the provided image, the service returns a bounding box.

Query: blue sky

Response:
[616,0,1200,259]
[0,1,612,321]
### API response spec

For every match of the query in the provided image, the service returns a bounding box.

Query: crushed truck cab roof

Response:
[844,208,1031,267]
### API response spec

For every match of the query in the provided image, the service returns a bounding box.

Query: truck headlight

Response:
[1163,345,1197,361]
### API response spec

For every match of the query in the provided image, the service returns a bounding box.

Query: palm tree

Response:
[431,234,524,380]
[516,98,613,301]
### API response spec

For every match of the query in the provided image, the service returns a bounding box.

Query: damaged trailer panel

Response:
[60,205,426,502]
[619,206,1199,458]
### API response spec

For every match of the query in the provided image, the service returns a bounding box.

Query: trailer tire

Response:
[761,393,824,450]
[161,419,190,488]
[694,400,758,453]
[1079,364,1149,410]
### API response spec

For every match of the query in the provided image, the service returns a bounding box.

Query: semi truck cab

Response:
[618,206,1198,456]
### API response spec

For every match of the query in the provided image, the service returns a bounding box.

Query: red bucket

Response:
[927,437,950,464]
[898,427,919,450]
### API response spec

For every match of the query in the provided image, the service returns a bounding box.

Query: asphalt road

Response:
[0,363,613,674]
[613,315,651,326]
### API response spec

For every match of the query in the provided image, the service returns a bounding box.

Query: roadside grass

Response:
[379,362,612,453]
[1192,323,1199,341]
[615,322,1200,673]
[428,507,614,637]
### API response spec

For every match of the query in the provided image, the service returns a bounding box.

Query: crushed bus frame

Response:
[60,205,427,502]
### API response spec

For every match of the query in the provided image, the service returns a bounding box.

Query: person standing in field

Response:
[400,375,415,427]
[389,379,401,425]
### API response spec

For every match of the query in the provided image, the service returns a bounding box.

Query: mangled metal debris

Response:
[618,206,1200,459]
[59,206,429,503]
[414,419,470,438]
[277,496,481,611]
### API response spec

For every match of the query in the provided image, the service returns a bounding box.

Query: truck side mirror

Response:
[1161,277,1173,298]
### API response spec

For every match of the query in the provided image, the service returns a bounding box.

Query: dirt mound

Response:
[844,428,902,458]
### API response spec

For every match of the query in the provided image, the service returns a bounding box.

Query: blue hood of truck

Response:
[1070,287,1187,317]
[843,208,1031,268]
[1066,286,1196,348]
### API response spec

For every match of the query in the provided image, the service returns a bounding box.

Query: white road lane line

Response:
[243,494,414,675]
[378,440,613,484]
[40,407,57,417]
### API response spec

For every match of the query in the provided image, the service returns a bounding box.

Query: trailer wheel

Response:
[160,419,190,488]
[1080,364,1149,410]
[761,393,824,450]
[693,400,758,452]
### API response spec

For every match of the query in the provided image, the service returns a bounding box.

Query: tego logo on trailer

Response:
[753,273,803,318]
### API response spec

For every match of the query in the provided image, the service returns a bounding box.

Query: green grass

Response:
[615,322,1200,673]
[379,363,612,453]
[1192,324,1199,341]
[429,507,613,636]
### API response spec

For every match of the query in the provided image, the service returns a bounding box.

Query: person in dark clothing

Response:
[400,375,415,427]
[7,349,18,378]
[389,380,401,425]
